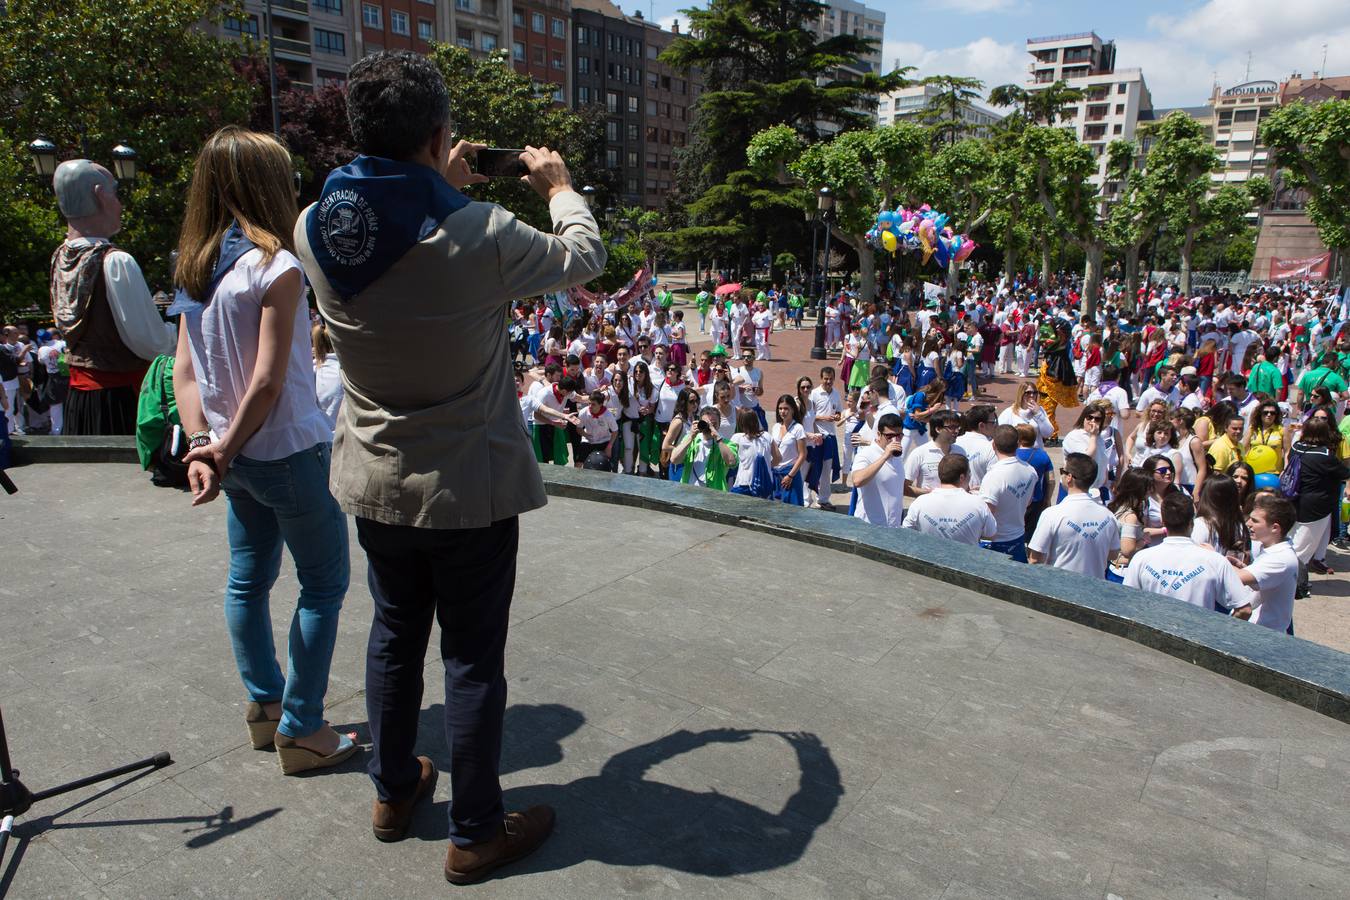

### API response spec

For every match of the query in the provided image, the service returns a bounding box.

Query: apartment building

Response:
[876,83,1002,138]
[635,17,697,209]
[570,0,648,207]
[1024,31,1152,193]
[809,0,884,77]
[222,0,362,89]
[510,0,570,102]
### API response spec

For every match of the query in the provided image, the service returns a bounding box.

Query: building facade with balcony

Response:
[438,0,512,66]
[510,0,571,103]
[1023,31,1152,194]
[635,15,697,210]
[876,83,1002,138]
[221,0,358,90]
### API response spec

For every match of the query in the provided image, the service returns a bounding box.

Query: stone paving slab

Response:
[1,463,1348,898]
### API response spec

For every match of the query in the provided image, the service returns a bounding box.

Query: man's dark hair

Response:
[876,412,905,433]
[937,453,969,486]
[543,362,562,377]
[962,404,996,433]
[565,353,582,367]
[1062,451,1097,488]
[1251,492,1295,536]
[992,424,1018,455]
[930,409,960,435]
[1179,373,1200,393]
[347,51,450,160]
[558,375,583,392]
[1160,492,1195,533]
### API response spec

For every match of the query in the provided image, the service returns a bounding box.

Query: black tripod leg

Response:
[0,814,11,867]
[28,753,172,805]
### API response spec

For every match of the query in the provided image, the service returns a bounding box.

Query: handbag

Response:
[1278,447,1302,502]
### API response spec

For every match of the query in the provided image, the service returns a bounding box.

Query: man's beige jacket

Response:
[296,189,606,529]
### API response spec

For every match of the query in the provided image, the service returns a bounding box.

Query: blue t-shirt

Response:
[904,392,928,433]
[1016,447,1054,503]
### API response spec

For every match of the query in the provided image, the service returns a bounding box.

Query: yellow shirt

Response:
[1209,435,1240,472]
[1247,426,1283,453]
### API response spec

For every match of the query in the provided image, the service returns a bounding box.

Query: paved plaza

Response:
[2,463,1349,898]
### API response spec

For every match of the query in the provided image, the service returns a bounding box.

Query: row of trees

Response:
[655,0,1349,309]
[0,0,636,316]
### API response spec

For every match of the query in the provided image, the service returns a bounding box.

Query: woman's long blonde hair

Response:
[175,126,297,301]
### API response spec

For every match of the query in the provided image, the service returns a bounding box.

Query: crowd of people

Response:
[513,271,1350,634]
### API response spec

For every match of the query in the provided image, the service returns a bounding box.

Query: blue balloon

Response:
[1254,472,1280,490]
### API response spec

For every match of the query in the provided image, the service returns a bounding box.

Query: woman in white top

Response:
[615,313,639,350]
[1127,420,1184,480]
[311,320,343,434]
[729,407,774,497]
[710,380,736,440]
[998,382,1054,448]
[1106,469,1150,582]
[1140,454,1179,546]
[1170,407,1208,494]
[172,126,356,774]
[708,303,728,348]
[1191,473,1249,560]
[769,394,808,505]
[661,387,701,483]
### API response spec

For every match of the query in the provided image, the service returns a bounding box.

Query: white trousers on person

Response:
[620,420,637,474]
[999,342,1015,374]
[901,427,928,459]
[2,378,17,433]
[1291,515,1332,564]
[755,328,771,360]
[1015,346,1031,377]
[49,402,62,435]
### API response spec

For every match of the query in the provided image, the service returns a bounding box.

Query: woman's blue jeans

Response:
[221,442,349,739]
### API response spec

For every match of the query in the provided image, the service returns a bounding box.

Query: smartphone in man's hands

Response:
[476,149,528,177]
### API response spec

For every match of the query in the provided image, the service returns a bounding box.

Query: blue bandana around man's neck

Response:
[305,155,471,302]
[165,221,258,316]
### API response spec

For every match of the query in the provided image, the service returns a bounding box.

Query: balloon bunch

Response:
[865,205,977,268]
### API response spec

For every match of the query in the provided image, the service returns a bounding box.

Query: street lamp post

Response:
[580,184,596,210]
[28,137,137,187]
[811,186,834,361]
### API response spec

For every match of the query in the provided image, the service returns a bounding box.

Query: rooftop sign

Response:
[1223,80,1278,97]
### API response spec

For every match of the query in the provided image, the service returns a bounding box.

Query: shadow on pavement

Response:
[378,702,844,880]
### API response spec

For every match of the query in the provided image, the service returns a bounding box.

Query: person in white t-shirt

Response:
[729,407,774,496]
[1134,366,1181,414]
[953,404,996,488]
[977,425,1040,562]
[850,412,907,527]
[1028,452,1119,578]
[904,409,965,498]
[576,390,618,468]
[902,453,995,545]
[807,367,844,509]
[1229,494,1300,634]
[1124,493,1252,615]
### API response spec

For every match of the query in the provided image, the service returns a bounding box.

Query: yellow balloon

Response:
[882,231,898,252]
[1245,444,1279,475]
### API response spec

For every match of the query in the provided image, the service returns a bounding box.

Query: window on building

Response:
[646,154,657,169]
[317,69,347,87]
[660,75,670,90]
[578,57,589,74]
[676,79,686,94]
[660,102,670,116]
[456,28,473,48]
[626,176,639,193]
[607,62,616,79]
[224,15,260,37]
[606,148,619,168]
[512,41,525,60]
[646,99,657,116]
[646,125,658,141]
[647,71,658,88]
[456,0,472,9]
[553,86,564,102]
[1113,124,1122,135]
[313,0,342,13]
[578,85,590,103]
[627,151,639,168]
[551,18,564,38]
[576,25,588,45]
[675,105,685,121]
[481,32,497,50]
[531,44,544,64]
[362,3,381,27]
[314,28,345,54]
[661,129,670,144]
[674,132,685,147]
[647,43,658,59]
[531,12,545,32]
[627,95,638,113]
[627,123,638,141]
[606,120,619,141]
[391,10,409,35]
[552,51,563,69]
[1117,83,1127,93]
[513,10,524,26]
[625,38,633,55]
[607,91,619,113]
[1234,109,1258,123]
[1218,111,1233,126]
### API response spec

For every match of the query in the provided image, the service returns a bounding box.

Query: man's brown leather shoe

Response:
[372,756,437,842]
[443,805,556,885]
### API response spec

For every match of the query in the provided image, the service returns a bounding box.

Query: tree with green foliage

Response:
[663,0,903,274]
[1026,125,1108,315]
[989,80,1084,127]
[1262,99,1350,276]
[920,75,984,146]
[429,46,611,234]
[748,122,930,303]
[924,138,1010,296]
[1139,112,1223,295]
[0,0,254,314]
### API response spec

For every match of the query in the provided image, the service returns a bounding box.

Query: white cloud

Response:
[945,0,1018,11]
[1147,0,1347,51]
[882,36,1028,98]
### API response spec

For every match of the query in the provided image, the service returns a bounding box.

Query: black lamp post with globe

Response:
[28,136,139,186]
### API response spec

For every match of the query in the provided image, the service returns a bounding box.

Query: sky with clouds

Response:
[641,0,1350,109]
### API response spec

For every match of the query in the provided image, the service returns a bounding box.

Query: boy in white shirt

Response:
[1028,452,1120,578]
[849,413,907,527]
[575,390,618,468]
[904,409,964,498]
[902,453,995,546]
[1229,494,1300,634]
[977,425,1040,562]
[808,367,844,509]
[1125,493,1252,615]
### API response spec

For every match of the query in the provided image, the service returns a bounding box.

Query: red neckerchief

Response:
[695,368,711,386]
[552,384,567,404]
[666,376,682,389]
